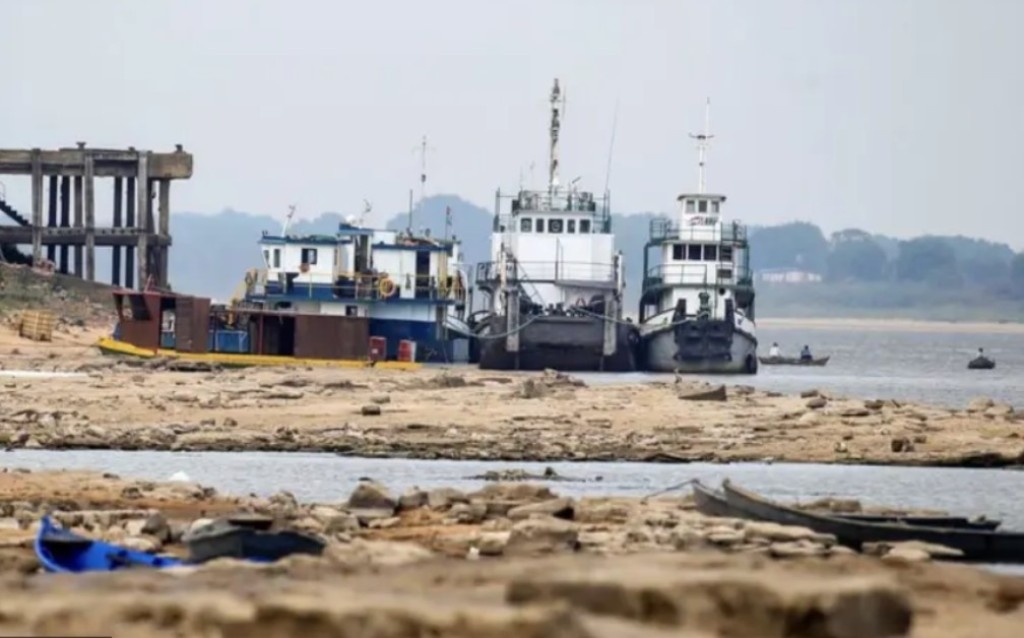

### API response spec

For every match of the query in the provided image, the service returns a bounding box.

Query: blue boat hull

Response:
[35,516,184,573]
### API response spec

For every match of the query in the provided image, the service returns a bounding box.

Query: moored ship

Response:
[469,79,638,371]
[637,102,757,374]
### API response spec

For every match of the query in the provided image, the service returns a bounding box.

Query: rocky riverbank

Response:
[1,346,1022,467]
[0,468,1020,637]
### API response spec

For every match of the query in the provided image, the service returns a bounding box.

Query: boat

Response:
[968,355,995,370]
[183,518,325,564]
[637,101,757,374]
[720,479,1024,563]
[35,515,184,573]
[469,78,639,371]
[691,481,1000,531]
[678,384,727,402]
[237,201,472,363]
[758,355,830,367]
[98,290,419,370]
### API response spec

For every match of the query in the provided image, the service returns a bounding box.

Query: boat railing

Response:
[258,269,467,303]
[649,218,748,244]
[475,260,616,285]
[494,188,612,232]
[642,262,752,289]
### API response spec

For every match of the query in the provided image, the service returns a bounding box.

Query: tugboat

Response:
[469,79,638,371]
[637,101,757,374]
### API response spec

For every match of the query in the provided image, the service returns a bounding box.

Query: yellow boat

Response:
[95,336,421,370]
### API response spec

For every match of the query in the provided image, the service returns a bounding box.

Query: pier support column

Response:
[30,149,42,265]
[112,177,123,287]
[72,176,83,276]
[84,155,95,282]
[135,153,149,289]
[125,178,136,290]
[59,176,70,274]
[46,176,57,265]
[157,179,170,288]
[505,288,520,357]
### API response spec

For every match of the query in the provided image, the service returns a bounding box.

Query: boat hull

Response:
[721,480,1024,563]
[758,355,830,366]
[96,336,420,370]
[476,314,639,372]
[35,516,184,573]
[641,322,758,374]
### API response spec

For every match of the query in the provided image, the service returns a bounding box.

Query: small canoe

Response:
[758,355,830,366]
[35,515,184,573]
[691,481,1000,530]
[720,480,1024,563]
[678,385,727,402]
[967,356,995,370]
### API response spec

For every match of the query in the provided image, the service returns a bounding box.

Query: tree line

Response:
[749,222,1024,296]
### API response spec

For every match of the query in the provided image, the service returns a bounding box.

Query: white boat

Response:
[470,79,638,371]
[637,101,757,374]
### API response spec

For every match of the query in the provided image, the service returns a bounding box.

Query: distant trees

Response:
[894,237,961,286]
[825,229,887,282]
[749,222,829,273]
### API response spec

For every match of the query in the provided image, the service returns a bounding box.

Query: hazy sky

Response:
[3,0,1023,246]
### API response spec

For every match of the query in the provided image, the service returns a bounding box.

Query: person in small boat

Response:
[800,345,813,361]
[768,342,781,358]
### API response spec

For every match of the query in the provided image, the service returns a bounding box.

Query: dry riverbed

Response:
[0,467,1020,637]
[0,343,1022,467]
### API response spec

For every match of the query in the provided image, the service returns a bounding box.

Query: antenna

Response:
[603,99,620,195]
[688,98,714,194]
[282,204,296,236]
[411,135,436,230]
[548,79,566,195]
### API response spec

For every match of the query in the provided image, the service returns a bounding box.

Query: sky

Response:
[2,0,1023,246]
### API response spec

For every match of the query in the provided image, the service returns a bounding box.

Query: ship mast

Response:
[689,98,713,194]
[548,79,565,196]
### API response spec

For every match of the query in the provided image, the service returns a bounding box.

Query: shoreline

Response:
[0,346,1020,469]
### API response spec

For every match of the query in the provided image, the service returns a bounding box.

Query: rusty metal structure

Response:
[112,290,371,360]
[0,143,193,290]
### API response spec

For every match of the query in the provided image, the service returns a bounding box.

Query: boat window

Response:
[698,200,708,213]
[580,219,591,233]
[685,200,695,213]
[718,268,733,280]
[687,244,702,260]
[711,200,720,213]
[549,218,564,233]
[301,247,318,265]
[262,249,270,267]
[536,218,546,233]
[704,245,718,261]
[272,248,281,268]
[672,244,684,260]
[721,245,734,261]
[567,219,576,233]
[520,217,533,232]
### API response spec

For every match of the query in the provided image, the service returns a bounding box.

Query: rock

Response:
[507,497,575,521]
[347,481,397,514]
[575,501,632,525]
[120,535,162,553]
[834,441,848,453]
[397,488,428,511]
[768,540,828,559]
[986,403,1015,417]
[360,404,382,416]
[706,528,745,548]
[890,436,914,453]
[324,539,435,567]
[448,502,488,524]
[427,487,469,510]
[864,399,885,410]
[864,540,963,560]
[141,512,171,542]
[800,389,821,398]
[743,521,834,545]
[806,396,828,409]
[477,531,510,556]
[840,408,871,418]
[504,517,580,556]
[470,483,556,503]
[188,518,215,535]
[798,411,820,425]
[882,547,932,564]
[370,395,391,405]
[967,397,995,413]
[505,561,913,638]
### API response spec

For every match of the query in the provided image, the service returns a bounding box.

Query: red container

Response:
[368,336,387,362]
[397,340,417,363]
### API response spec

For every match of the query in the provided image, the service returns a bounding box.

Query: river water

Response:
[578,324,1024,409]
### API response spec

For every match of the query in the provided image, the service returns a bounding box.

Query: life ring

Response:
[299,263,310,274]
[379,276,396,298]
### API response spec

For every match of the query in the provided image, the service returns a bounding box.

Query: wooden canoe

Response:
[691,481,1000,531]
[757,355,830,366]
[720,480,1024,563]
